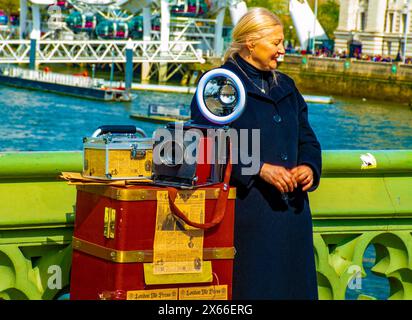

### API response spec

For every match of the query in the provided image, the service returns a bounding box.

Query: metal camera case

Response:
[82,125,153,180]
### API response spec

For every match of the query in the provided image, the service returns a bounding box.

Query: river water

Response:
[0,85,411,151]
[1,84,411,300]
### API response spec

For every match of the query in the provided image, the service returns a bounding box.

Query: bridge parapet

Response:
[0,150,411,299]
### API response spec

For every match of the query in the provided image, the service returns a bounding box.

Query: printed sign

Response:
[127,288,178,300]
[179,285,228,300]
[126,285,228,300]
[153,190,205,274]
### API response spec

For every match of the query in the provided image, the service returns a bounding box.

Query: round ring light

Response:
[196,68,246,125]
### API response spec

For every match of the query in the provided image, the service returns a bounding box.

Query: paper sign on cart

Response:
[153,190,205,274]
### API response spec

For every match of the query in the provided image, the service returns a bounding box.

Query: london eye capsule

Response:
[170,0,209,17]
[83,13,97,32]
[66,11,97,33]
[96,20,129,40]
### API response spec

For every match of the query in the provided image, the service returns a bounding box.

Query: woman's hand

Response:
[290,165,314,192]
[259,163,298,193]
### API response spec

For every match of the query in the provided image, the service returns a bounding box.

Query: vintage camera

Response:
[152,68,246,187]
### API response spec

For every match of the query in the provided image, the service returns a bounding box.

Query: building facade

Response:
[334,0,412,58]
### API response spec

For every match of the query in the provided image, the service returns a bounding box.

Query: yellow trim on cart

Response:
[72,237,236,263]
[76,185,236,201]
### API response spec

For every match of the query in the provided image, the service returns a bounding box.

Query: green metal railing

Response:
[0,151,80,299]
[0,150,411,300]
[310,150,412,300]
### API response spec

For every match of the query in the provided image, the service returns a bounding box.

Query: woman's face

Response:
[249,25,285,71]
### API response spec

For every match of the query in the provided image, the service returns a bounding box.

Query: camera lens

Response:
[161,140,183,167]
[218,83,237,105]
[203,77,239,117]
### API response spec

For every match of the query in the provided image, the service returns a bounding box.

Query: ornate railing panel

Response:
[310,150,412,299]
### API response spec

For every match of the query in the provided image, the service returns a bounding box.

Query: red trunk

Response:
[70,185,236,300]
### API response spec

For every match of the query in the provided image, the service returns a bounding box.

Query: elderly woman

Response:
[191,8,322,300]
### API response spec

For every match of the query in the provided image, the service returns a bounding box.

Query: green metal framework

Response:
[0,150,411,300]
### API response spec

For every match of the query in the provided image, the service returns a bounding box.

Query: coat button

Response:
[273,115,282,123]
[280,153,288,161]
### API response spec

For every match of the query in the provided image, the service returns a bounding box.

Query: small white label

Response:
[360,153,377,169]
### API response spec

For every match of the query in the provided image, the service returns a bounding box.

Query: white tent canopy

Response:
[289,0,328,50]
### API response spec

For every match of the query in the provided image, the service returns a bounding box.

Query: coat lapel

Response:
[269,74,294,104]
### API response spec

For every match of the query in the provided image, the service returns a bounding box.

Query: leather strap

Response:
[167,146,232,230]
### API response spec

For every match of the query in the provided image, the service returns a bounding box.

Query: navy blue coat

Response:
[190,59,322,300]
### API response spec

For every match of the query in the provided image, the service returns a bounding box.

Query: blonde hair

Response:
[223,8,283,63]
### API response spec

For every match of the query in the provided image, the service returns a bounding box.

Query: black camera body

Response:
[153,122,229,187]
